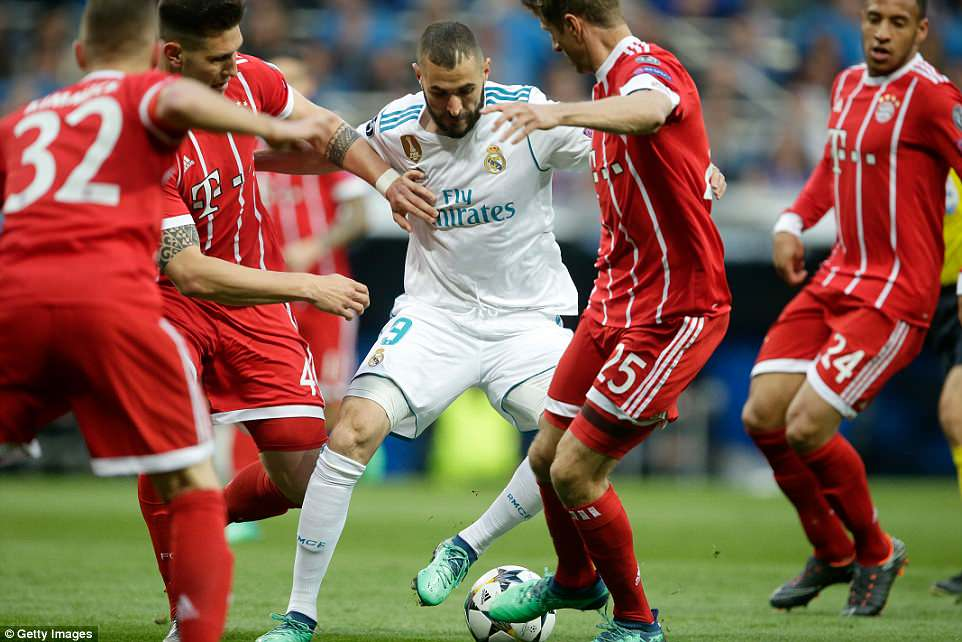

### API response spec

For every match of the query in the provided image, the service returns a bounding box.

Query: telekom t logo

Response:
[828,128,847,175]
[191,169,222,219]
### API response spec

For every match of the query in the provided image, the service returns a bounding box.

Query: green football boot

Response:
[486,573,609,623]
[413,537,475,606]
[592,611,665,642]
[255,613,314,642]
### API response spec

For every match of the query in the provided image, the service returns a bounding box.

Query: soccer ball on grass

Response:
[464,565,556,641]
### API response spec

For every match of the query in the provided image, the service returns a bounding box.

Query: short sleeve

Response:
[919,82,962,176]
[160,160,192,229]
[133,72,185,147]
[612,54,685,116]
[356,112,396,167]
[245,56,295,119]
[525,87,592,171]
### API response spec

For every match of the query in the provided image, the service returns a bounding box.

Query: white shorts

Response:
[349,298,572,439]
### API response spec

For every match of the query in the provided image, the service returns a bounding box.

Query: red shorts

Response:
[753,286,926,418]
[544,313,729,458]
[0,303,212,476]
[293,303,358,401]
[162,287,327,451]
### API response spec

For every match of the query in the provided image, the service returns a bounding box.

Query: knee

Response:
[149,459,219,501]
[328,400,387,464]
[548,446,589,505]
[784,403,828,453]
[528,439,554,483]
[938,394,962,447]
[741,394,786,436]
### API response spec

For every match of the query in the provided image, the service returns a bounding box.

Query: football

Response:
[463,565,556,642]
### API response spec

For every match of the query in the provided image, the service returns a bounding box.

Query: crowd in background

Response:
[2,0,962,188]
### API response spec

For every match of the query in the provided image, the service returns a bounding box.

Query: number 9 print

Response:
[381,317,413,346]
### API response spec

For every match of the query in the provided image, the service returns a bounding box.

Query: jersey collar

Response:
[595,35,639,84]
[82,70,126,81]
[862,52,922,86]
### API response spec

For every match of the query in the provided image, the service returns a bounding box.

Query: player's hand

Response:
[483,102,563,145]
[710,164,727,200]
[303,273,370,320]
[385,170,436,232]
[284,238,326,273]
[773,232,808,287]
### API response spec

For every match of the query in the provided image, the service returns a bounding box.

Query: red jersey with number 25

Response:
[785,54,962,328]
[0,70,180,308]
[587,37,730,329]
[161,54,293,270]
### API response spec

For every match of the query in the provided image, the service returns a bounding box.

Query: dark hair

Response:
[159,0,245,45]
[917,0,927,18]
[418,21,484,69]
[521,0,623,28]
[80,0,157,60]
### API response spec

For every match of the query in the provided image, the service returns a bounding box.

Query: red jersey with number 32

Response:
[587,37,730,329]
[0,70,181,308]
[161,54,293,271]
[785,54,962,328]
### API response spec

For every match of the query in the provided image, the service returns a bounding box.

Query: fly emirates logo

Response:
[435,188,516,229]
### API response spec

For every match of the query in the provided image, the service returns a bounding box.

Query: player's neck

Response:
[85,57,153,76]
[588,24,633,75]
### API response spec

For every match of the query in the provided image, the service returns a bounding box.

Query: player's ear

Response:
[73,40,86,71]
[413,62,422,83]
[563,13,582,41]
[916,17,929,47]
[163,41,184,70]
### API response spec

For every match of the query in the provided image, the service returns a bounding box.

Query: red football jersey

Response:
[587,37,730,328]
[160,54,293,271]
[785,54,962,328]
[0,70,180,307]
[262,172,367,277]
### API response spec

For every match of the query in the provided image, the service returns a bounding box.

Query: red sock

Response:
[538,481,598,590]
[224,460,298,523]
[800,435,890,565]
[169,490,233,642]
[751,430,854,564]
[138,475,176,619]
[569,485,654,624]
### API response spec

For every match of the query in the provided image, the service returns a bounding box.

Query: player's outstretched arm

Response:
[160,224,369,319]
[280,91,437,231]
[154,78,330,147]
[284,195,369,273]
[484,92,674,144]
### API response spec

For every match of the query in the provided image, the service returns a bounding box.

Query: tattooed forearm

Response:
[325,123,361,167]
[158,224,200,272]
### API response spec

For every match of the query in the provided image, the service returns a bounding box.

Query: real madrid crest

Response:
[484,145,506,174]
[401,135,423,163]
[875,94,900,124]
[368,348,385,367]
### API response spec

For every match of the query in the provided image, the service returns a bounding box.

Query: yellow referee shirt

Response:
[943,170,962,287]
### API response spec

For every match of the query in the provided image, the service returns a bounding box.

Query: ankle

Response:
[286,611,316,630]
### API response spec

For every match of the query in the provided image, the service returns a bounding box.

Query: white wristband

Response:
[375,168,401,196]
[773,212,804,239]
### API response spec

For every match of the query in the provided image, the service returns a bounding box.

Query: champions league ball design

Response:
[464,566,556,642]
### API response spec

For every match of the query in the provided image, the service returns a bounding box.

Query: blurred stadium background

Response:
[0,0,960,483]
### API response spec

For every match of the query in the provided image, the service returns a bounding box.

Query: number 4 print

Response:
[819,333,865,384]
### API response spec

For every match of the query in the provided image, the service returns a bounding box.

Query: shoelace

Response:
[436,544,470,586]
[268,613,312,632]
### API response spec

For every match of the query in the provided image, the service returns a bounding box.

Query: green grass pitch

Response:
[1,475,960,641]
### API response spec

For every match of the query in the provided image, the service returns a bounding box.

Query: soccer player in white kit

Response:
[258,22,723,640]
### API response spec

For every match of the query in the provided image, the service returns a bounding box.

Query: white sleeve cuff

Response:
[773,212,804,238]
[619,74,680,110]
[956,272,962,296]
[278,85,295,120]
[161,214,195,230]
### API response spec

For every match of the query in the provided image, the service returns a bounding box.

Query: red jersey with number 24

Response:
[0,70,180,308]
[587,37,730,329]
[160,54,293,270]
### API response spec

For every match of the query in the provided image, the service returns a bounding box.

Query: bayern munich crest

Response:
[875,94,900,124]
[484,145,507,174]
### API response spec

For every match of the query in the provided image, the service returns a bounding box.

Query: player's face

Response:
[170,26,244,92]
[861,0,928,76]
[541,18,591,74]
[417,56,489,139]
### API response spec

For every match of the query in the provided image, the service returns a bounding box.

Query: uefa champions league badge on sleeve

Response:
[484,145,506,175]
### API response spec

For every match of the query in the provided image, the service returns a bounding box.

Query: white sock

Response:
[458,457,543,556]
[286,447,365,622]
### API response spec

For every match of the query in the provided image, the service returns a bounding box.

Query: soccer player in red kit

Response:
[0,2,337,640]
[484,2,730,639]
[741,0,962,617]
[136,1,436,636]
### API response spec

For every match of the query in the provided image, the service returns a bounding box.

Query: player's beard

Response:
[425,98,483,139]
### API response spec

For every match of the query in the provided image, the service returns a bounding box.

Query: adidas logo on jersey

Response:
[183,157,195,172]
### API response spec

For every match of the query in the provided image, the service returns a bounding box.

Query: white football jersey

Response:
[359,82,590,315]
